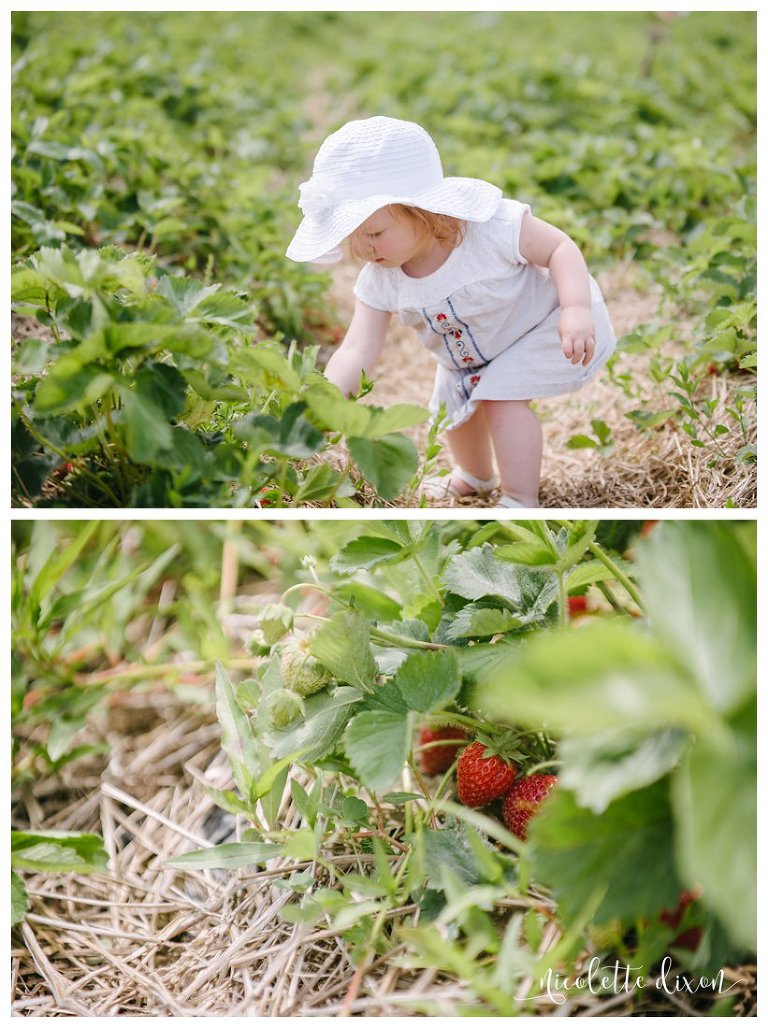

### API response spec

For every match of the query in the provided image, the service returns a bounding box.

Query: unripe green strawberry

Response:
[253,603,294,647]
[280,640,331,697]
[266,688,303,728]
[588,918,624,952]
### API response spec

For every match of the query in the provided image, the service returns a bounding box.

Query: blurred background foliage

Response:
[11,11,756,506]
[12,11,755,281]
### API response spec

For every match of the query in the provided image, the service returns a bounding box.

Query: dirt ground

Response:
[323,259,755,510]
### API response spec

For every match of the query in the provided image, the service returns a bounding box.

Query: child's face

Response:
[350,208,426,268]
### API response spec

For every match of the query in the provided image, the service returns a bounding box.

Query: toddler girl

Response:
[286,116,615,507]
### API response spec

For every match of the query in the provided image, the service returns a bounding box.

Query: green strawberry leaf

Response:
[455,640,522,688]
[233,402,324,458]
[10,831,109,873]
[34,360,114,416]
[566,556,635,592]
[119,384,173,462]
[556,520,599,571]
[308,609,377,690]
[443,543,527,602]
[334,581,403,620]
[393,649,461,712]
[330,536,405,574]
[422,826,487,889]
[267,686,362,762]
[476,621,714,736]
[494,541,557,567]
[303,378,372,436]
[229,345,303,393]
[637,521,756,715]
[442,603,526,641]
[214,660,262,808]
[529,779,682,926]
[134,361,188,421]
[348,433,419,500]
[671,701,756,950]
[364,403,429,438]
[558,727,691,814]
[344,709,411,790]
[156,276,221,318]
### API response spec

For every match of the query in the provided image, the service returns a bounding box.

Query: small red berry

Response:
[419,726,467,775]
[670,926,704,950]
[502,774,558,839]
[456,741,517,807]
[567,595,589,616]
[660,889,703,950]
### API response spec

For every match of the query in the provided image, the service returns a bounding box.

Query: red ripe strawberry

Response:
[456,741,517,807]
[419,726,467,775]
[669,926,704,951]
[502,774,558,839]
[567,594,589,617]
[660,889,703,950]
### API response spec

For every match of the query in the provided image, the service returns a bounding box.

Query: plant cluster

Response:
[163,520,755,1007]
[12,246,428,506]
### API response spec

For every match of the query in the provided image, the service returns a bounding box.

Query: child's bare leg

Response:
[444,406,496,495]
[483,399,542,507]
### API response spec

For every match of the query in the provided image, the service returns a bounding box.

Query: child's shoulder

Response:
[466,197,531,266]
[485,196,531,229]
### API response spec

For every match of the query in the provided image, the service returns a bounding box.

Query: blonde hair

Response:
[347,204,466,263]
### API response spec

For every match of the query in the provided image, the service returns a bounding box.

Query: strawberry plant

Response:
[166,519,755,1009]
[10,520,186,924]
[11,518,342,927]
[12,246,429,506]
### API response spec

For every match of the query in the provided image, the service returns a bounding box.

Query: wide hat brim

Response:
[285,176,503,264]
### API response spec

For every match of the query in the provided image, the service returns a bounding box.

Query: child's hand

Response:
[559,306,596,366]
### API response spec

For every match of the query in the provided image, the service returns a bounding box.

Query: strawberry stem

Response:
[411,552,443,605]
[280,582,335,604]
[557,571,567,628]
[369,627,447,651]
[556,519,646,611]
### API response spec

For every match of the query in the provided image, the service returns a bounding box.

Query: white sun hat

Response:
[286,116,503,264]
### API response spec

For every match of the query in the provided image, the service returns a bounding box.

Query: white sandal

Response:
[422,466,500,502]
[496,495,538,508]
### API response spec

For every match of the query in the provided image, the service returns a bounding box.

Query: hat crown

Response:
[309,116,444,207]
[287,116,502,263]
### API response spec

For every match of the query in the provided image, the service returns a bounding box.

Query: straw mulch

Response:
[322,261,755,510]
[11,685,757,1017]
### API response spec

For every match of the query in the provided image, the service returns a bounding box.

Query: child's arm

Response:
[324,298,392,396]
[518,213,596,366]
